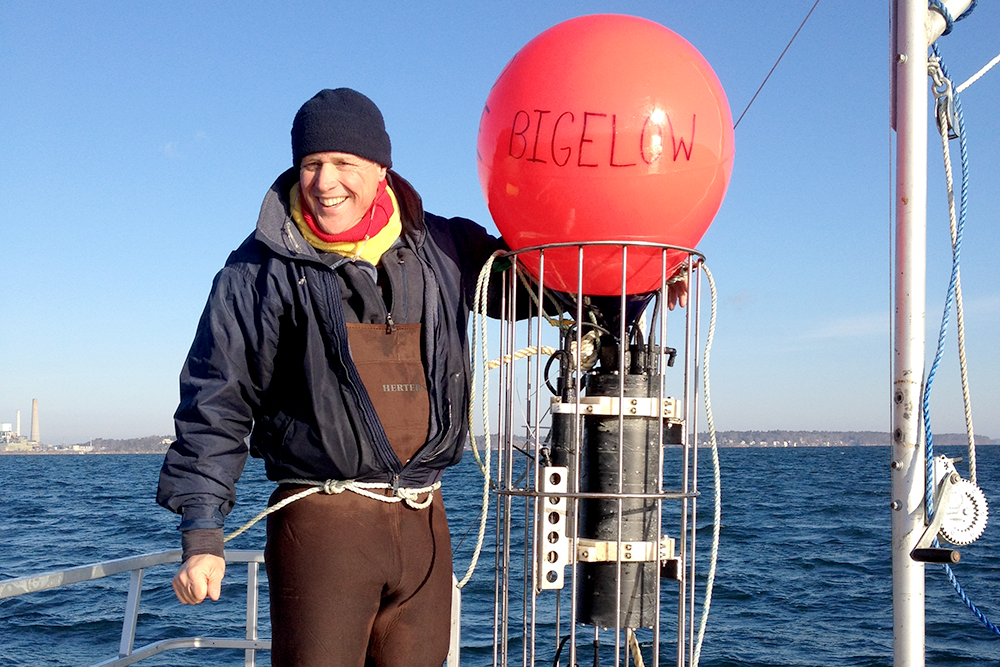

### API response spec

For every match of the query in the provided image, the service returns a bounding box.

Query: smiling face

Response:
[298,151,387,235]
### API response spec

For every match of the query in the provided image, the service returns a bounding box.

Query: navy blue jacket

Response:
[156,169,502,531]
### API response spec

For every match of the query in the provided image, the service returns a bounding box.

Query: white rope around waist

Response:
[224,478,440,543]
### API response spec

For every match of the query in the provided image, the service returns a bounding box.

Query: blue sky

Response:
[2,1,998,445]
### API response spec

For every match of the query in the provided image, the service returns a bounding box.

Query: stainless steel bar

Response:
[90,638,271,667]
[449,576,462,667]
[529,249,546,667]
[568,242,585,667]
[500,255,520,667]
[615,244,628,667]
[493,263,512,667]
[0,549,264,599]
[520,257,533,667]
[688,260,702,666]
[245,560,260,667]
[653,248,668,667]
[119,568,144,657]
[0,551,179,599]
[679,263,693,666]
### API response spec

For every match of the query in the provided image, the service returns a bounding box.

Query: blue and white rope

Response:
[923,44,998,638]
[927,0,977,36]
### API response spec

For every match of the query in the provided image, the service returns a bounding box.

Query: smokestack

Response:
[30,399,39,444]
[16,410,20,437]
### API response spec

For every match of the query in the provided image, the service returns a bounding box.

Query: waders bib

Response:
[266,319,451,667]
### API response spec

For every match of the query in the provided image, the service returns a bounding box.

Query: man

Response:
[157,88,502,666]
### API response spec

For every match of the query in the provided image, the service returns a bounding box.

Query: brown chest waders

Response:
[345,322,430,465]
[265,321,451,667]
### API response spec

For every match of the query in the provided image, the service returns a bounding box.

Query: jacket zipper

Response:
[364,270,403,478]
[319,263,404,480]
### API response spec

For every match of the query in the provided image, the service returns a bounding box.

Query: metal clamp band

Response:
[575,536,676,563]
[549,395,681,419]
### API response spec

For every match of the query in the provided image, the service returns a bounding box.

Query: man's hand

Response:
[667,275,688,311]
[172,553,226,604]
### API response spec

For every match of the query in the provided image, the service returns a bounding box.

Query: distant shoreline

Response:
[4,430,994,455]
[5,443,998,456]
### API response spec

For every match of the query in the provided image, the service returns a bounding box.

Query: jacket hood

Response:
[253,167,427,261]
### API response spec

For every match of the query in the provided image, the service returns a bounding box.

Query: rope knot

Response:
[396,483,438,509]
[321,479,349,495]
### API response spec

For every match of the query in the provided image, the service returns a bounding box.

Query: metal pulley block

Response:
[911,455,990,563]
[934,456,989,547]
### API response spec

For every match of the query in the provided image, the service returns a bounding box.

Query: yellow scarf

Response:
[290,183,402,265]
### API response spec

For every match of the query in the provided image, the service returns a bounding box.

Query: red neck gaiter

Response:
[300,179,392,243]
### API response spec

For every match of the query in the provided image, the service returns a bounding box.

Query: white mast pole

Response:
[890,1,973,665]
[891,0,928,665]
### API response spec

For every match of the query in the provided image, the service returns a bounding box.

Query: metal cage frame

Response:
[487,241,707,667]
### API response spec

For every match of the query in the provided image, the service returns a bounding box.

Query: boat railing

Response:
[0,549,270,667]
[0,549,463,667]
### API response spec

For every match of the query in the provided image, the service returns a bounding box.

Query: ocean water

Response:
[1,446,998,666]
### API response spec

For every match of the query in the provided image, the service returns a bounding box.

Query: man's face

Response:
[299,151,387,236]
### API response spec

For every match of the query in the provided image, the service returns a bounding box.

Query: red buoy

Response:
[477,14,735,295]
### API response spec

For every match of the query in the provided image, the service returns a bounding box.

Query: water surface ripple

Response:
[1,447,997,666]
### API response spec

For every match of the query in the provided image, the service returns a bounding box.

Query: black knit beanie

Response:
[291,88,392,168]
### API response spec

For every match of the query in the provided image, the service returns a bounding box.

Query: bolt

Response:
[894,428,902,442]
[891,500,902,511]
[894,391,903,404]
[897,53,907,64]
[891,460,902,470]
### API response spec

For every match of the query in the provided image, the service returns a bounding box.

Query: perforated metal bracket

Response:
[537,466,569,591]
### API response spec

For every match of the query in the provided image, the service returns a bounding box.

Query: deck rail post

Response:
[119,568,145,657]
